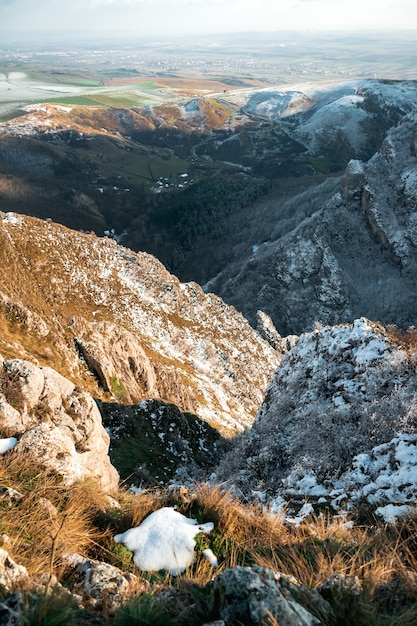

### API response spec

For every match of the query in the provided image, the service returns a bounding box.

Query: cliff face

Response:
[210,102,417,335]
[0,212,279,435]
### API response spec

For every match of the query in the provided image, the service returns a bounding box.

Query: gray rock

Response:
[318,574,361,599]
[212,565,334,626]
[341,159,365,200]
[0,592,25,626]
[63,553,143,611]
[0,358,119,491]
[256,310,283,350]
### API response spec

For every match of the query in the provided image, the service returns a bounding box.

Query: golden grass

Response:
[384,324,417,354]
[1,453,416,624]
[0,453,109,578]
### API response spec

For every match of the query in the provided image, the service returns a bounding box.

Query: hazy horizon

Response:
[1,0,417,44]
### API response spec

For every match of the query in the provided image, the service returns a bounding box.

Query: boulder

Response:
[0,359,119,491]
[63,553,143,611]
[211,565,334,626]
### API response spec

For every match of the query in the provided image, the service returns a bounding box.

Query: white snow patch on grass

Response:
[114,506,215,575]
[375,504,414,524]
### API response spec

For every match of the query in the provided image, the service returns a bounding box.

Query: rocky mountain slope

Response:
[0,211,279,435]
[209,84,417,335]
[216,318,417,520]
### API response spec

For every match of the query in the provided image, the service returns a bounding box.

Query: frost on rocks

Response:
[212,565,334,626]
[216,318,417,520]
[114,507,215,575]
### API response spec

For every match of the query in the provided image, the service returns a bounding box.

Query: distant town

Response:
[1,30,416,87]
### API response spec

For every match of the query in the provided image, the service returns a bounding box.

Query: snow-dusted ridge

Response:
[210,81,417,335]
[0,212,279,435]
[216,318,417,521]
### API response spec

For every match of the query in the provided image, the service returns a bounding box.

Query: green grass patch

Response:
[100,399,225,486]
[101,150,188,183]
[305,153,347,174]
[109,375,127,402]
[46,95,106,106]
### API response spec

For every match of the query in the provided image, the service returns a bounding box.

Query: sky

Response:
[0,0,416,42]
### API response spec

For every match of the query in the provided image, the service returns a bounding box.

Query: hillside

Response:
[0,319,416,625]
[207,83,417,334]
[0,211,279,435]
[1,76,417,625]
[217,318,417,521]
[1,79,417,337]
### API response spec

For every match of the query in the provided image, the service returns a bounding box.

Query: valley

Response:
[0,30,417,624]
[1,60,417,335]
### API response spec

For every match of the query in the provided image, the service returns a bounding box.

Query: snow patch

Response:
[0,437,17,454]
[3,213,22,225]
[114,506,215,575]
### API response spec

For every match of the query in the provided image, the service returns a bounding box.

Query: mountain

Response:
[207,82,417,335]
[216,318,417,519]
[1,79,417,338]
[1,61,417,624]
[0,212,279,436]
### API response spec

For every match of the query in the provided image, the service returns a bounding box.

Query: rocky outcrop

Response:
[74,323,196,408]
[216,318,417,512]
[211,565,334,626]
[256,310,298,353]
[0,357,119,491]
[341,159,365,200]
[62,553,143,611]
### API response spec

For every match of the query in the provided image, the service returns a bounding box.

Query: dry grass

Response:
[385,324,417,354]
[0,454,416,624]
[0,453,109,578]
[0,366,25,413]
